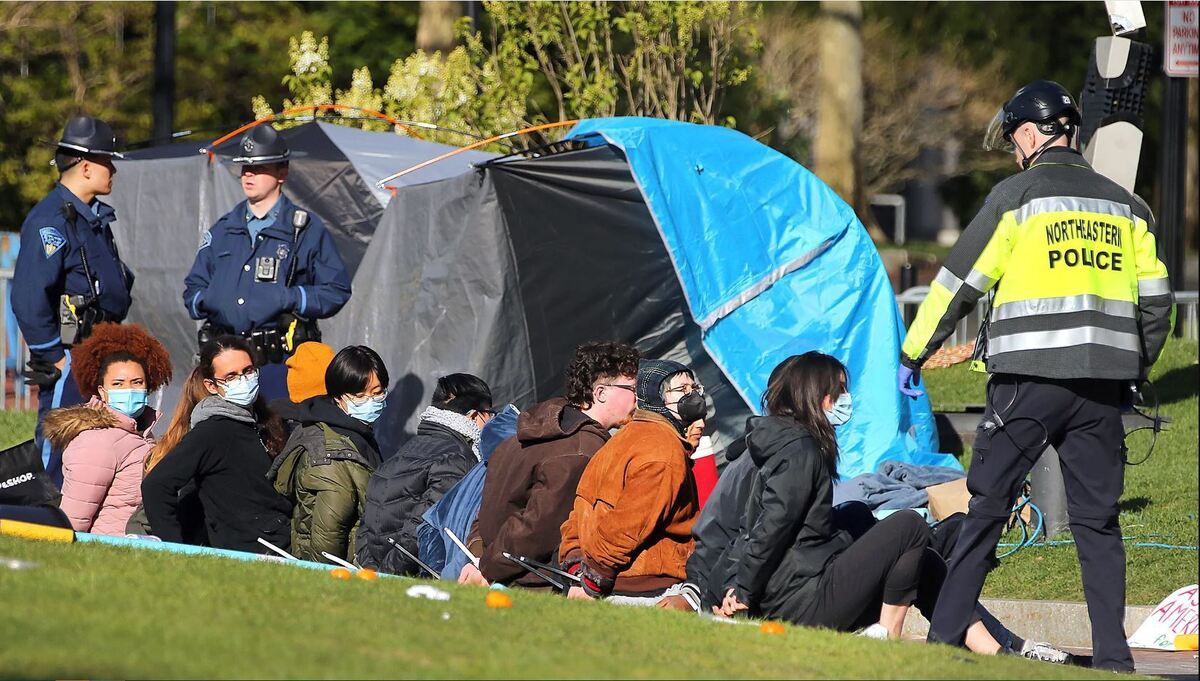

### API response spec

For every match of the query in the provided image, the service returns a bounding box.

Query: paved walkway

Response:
[1063,647,1198,680]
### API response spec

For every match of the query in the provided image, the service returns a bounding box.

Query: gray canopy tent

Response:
[107,121,495,417]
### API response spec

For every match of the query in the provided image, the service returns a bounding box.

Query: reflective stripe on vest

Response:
[990,294,1137,323]
[988,326,1141,355]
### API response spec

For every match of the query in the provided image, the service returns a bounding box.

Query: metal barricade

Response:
[895,286,989,348]
[1,266,34,411]
[1175,290,1198,340]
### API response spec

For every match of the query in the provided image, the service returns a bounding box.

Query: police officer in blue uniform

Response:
[183,125,351,402]
[12,116,135,486]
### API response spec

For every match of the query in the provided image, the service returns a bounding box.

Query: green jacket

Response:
[271,421,375,564]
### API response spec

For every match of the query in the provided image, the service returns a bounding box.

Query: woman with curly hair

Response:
[42,323,172,534]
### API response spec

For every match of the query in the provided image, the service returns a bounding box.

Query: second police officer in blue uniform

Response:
[12,116,135,485]
[183,125,351,402]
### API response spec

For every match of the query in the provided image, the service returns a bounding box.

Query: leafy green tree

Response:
[253,1,761,149]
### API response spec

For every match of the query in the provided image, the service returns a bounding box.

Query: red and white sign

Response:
[1166,0,1199,77]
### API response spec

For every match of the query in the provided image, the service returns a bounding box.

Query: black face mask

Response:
[675,391,707,426]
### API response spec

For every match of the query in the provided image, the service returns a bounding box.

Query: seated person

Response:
[461,341,640,587]
[46,323,171,535]
[141,336,291,553]
[269,346,387,563]
[125,366,214,541]
[558,359,707,605]
[355,374,493,575]
[702,352,1070,663]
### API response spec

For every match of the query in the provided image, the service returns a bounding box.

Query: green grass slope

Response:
[0,409,36,450]
[0,536,1113,680]
[922,338,1199,604]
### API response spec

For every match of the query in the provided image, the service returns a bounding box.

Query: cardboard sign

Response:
[1128,584,1200,650]
[1166,0,1199,77]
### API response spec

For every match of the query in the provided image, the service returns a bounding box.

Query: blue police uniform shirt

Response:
[182,193,352,334]
[246,202,280,242]
[11,183,134,362]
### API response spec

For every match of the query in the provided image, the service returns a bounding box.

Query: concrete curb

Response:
[902,597,1155,648]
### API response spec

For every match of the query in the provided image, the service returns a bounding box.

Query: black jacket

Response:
[726,416,852,616]
[355,419,477,574]
[142,402,292,553]
[685,432,757,609]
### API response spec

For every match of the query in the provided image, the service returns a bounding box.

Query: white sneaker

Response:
[856,623,890,640]
[1019,640,1073,664]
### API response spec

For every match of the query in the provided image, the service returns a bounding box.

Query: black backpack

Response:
[0,439,60,507]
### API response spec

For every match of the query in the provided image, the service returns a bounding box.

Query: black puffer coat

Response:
[355,415,477,574]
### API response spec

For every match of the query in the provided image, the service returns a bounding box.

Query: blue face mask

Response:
[825,392,853,427]
[343,395,387,424]
[221,373,260,407]
[106,388,148,419]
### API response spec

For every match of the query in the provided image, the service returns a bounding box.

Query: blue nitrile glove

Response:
[898,365,924,398]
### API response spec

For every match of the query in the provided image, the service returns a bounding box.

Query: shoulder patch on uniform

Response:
[39,226,66,258]
[198,230,212,252]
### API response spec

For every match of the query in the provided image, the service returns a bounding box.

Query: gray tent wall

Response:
[331,145,750,457]
[324,170,536,454]
[106,155,243,417]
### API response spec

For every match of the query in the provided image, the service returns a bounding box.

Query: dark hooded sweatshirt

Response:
[470,398,610,586]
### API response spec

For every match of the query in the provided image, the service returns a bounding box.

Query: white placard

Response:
[1127,584,1199,650]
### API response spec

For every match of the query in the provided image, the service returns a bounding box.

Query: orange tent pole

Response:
[375,120,580,187]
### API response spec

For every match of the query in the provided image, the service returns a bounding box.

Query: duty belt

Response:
[198,316,320,365]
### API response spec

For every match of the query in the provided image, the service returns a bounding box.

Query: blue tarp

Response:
[567,118,959,479]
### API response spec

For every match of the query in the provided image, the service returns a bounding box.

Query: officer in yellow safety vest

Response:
[897,80,1173,672]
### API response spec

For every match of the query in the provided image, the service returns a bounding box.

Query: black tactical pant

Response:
[928,375,1133,672]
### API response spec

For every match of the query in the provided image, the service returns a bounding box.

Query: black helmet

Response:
[51,116,125,160]
[983,80,1081,152]
[230,125,289,164]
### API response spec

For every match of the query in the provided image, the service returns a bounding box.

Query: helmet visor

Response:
[983,108,1014,152]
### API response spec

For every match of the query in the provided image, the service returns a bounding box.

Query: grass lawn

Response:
[0,535,1114,680]
[922,338,1200,605]
[0,409,36,450]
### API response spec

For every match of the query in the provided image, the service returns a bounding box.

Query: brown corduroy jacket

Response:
[559,409,698,595]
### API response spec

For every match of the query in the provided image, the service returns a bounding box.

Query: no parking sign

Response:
[1166,0,1199,77]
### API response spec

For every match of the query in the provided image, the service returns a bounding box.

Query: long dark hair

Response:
[198,335,287,457]
[762,352,847,477]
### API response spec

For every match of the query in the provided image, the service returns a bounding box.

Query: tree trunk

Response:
[815,1,877,236]
[416,0,461,54]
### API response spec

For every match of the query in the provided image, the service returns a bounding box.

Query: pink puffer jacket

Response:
[44,398,158,535]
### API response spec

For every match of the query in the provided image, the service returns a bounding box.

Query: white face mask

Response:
[221,372,260,407]
[824,392,853,427]
[342,394,387,424]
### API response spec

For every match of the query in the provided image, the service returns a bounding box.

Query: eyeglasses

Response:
[211,366,258,386]
[664,382,704,396]
[347,392,387,404]
[602,384,637,394]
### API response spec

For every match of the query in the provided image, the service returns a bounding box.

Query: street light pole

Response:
[152,1,177,146]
